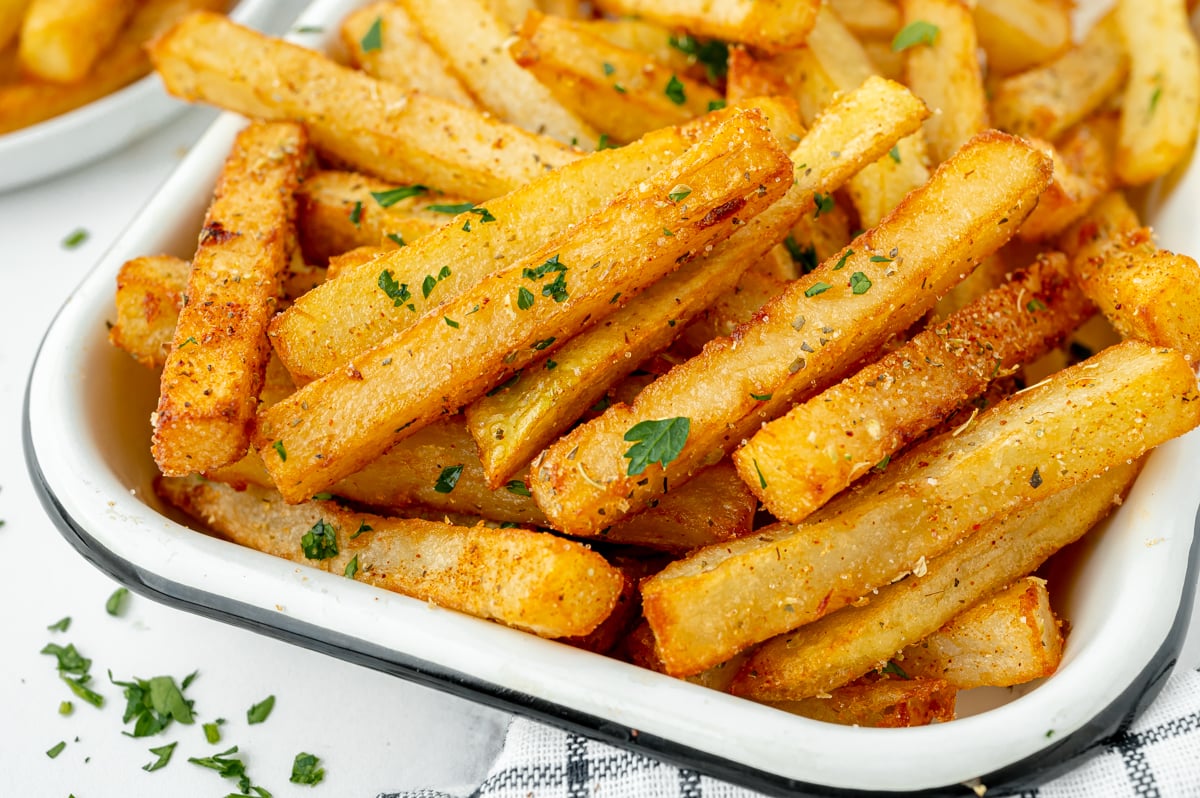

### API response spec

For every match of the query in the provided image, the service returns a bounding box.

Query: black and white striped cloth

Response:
[384,668,1200,798]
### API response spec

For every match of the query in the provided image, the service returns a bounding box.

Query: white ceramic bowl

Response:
[0,0,276,194]
[23,1,1200,794]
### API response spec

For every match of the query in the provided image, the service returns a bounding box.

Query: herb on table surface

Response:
[143,741,177,772]
[62,228,89,249]
[290,752,326,786]
[247,695,275,725]
[106,587,129,616]
[110,672,196,737]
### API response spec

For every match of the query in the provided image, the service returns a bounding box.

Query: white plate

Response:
[23,0,1200,794]
[0,0,277,194]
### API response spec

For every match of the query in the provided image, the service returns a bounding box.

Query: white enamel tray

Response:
[23,1,1200,794]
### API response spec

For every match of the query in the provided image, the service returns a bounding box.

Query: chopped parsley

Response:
[504,480,531,497]
[290,752,326,785]
[1026,298,1047,312]
[602,62,615,76]
[486,371,521,397]
[869,254,894,263]
[668,33,729,81]
[833,249,853,270]
[532,336,556,351]
[623,417,690,476]
[881,659,911,679]
[301,519,338,560]
[804,281,832,298]
[517,286,535,310]
[272,440,287,461]
[247,695,275,725]
[665,75,687,105]
[42,642,91,676]
[110,672,195,737]
[889,144,901,163]
[597,134,616,150]
[444,316,460,328]
[360,16,383,52]
[378,269,413,307]
[752,459,767,489]
[668,185,692,203]
[386,232,406,247]
[351,521,373,539]
[62,228,89,249]
[873,454,891,473]
[47,617,71,632]
[849,271,872,294]
[371,185,427,206]
[344,555,359,579]
[47,741,67,759]
[349,200,363,226]
[783,235,818,274]
[707,99,726,112]
[892,20,939,52]
[750,392,772,401]
[613,82,627,93]
[813,192,835,218]
[177,336,198,348]
[545,359,557,370]
[143,741,177,772]
[434,465,464,493]
[105,587,128,616]
[203,720,224,744]
[188,746,261,795]
[59,701,73,715]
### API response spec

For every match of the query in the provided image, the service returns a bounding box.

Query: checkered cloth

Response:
[384,667,1200,798]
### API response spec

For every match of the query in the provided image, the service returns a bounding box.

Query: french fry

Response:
[511,10,722,144]
[475,80,923,487]
[484,0,538,29]
[0,0,229,134]
[1016,137,1109,242]
[340,2,477,108]
[268,99,792,383]
[0,0,30,53]
[326,246,386,280]
[989,12,1128,143]
[1113,0,1200,185]
[1070,228,1200,364]
[0,42,16,86]
[531,130,1049,538]
[296,170,456,264]
[829,0,900,40]
[109,255,190,370]
[535,0,589,20]
[899,577,1064,689]
[398,0,597,146]
[862,40,904,82]
[725,46,791,103]
[591,0,820,54]
[255,109,793,501]
[735,252,1095,524]
[899,0,987,165]
[149,12,579,202]
[644,343,1196,677]
[576,18,701,79]
[18,0,138,83]
[767,676,956,727]
[972,0,1070,76]
[155,476,623,639]
[152,121,311,477]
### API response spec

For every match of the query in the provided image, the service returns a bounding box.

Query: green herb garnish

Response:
[301,519,338,560]
[623,417,690,476]
[106,587,129,616]
[434,465,464,493]
[143,742,177,772]
[247,695,275,725]
[360,16,383,52]
[371,185,427,206]
[290,752,326,785]
[665,75,687,105]
[892,21,939,52]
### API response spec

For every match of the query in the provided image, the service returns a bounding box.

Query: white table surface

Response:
[4,8,1200,797]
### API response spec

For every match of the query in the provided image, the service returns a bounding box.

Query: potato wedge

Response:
[340,2,477,107]
[829,0,900,40]
[735,252,1095,524]
[972,0,1070,76]
[399,0,597,146]
[1114,0,1200,185]
[156,476,623,638]
[644,342,1197,676]
[152,121,310,477]
[531,130,1050,538]
[767,676,956,727]
[109,255,190,370]
[19,0,138,83]
[591,0,820,54]
[728,464,1135,701]
[149,12,579,202]
[255,109,793,500]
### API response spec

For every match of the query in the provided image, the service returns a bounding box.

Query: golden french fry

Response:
[511,10,722,144]
[899,0,988,165]
[19,0,138,83]
[726,46,791,103]
[644,342,1197,677]
[531,130,1049,538]
[1114,0,1200,185]
[398,0,597,146]
[767,676,956,727]
[0,0,31,53]
[900,577,1064,689]
[990,12,1128,143]
[340,2,477,108]
[1016,137,1109,242]
[829,0,900,40]
[577,17,701,79]
[152,122,311,476]
[1058,191,1141,263]
[731,464,1135,700]
[156,476,623,638]
[592,0,820,54]
[972,0,1070,76]
[735,253,1095,523]
[484,0,538,29]
[149,12,579,202]
[109,255,190,370]
[255,109,793,501]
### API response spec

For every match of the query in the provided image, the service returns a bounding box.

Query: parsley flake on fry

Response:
[301,519,338,560]
[434,465,464,493]
[665,75,686,105]
[623,417,690,476]
[370,185,427,206]
[360,16,383,52]
[892,20,939,52]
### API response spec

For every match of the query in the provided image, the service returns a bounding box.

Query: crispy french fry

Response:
[577,18,701,79]
[645,342,1196,676]
[152,122,310,476]
[767,676,956,727]
[0,0,229,134]
[862,40,904,82]
[484,0,538,29]
[255,109,793,500]
[269,100,790,383]
[989,12,1128,143]
[474,81,923,487]
[730,463,1136,700]
[149,12,579,202]
[677,263,789,354]
[531,130,1049,538]
[109,255,190,370]
[1114,0,1200,185]
[19,0,138,83]
[0,0,31,53]
[398,0,597,146]
[725,46,791,103]
[1070,228,1200,364]
[156,476,623,638]
[340,2,477,108]
[829,0,900,40]
[1016,137,1109,242]
[326,246,386,280]
[536,0,590,19]
[511,11,722,144]
[592,0,820,54]
[296,170,456,264]
[899,0,988,165]
[972,0,1070,76]
[735,253,1095,523]
[900,577,1064,689]
[1058,191,1141,264]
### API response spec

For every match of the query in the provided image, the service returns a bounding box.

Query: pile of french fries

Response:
[105,0,1200,728]
[0,0,238,134]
